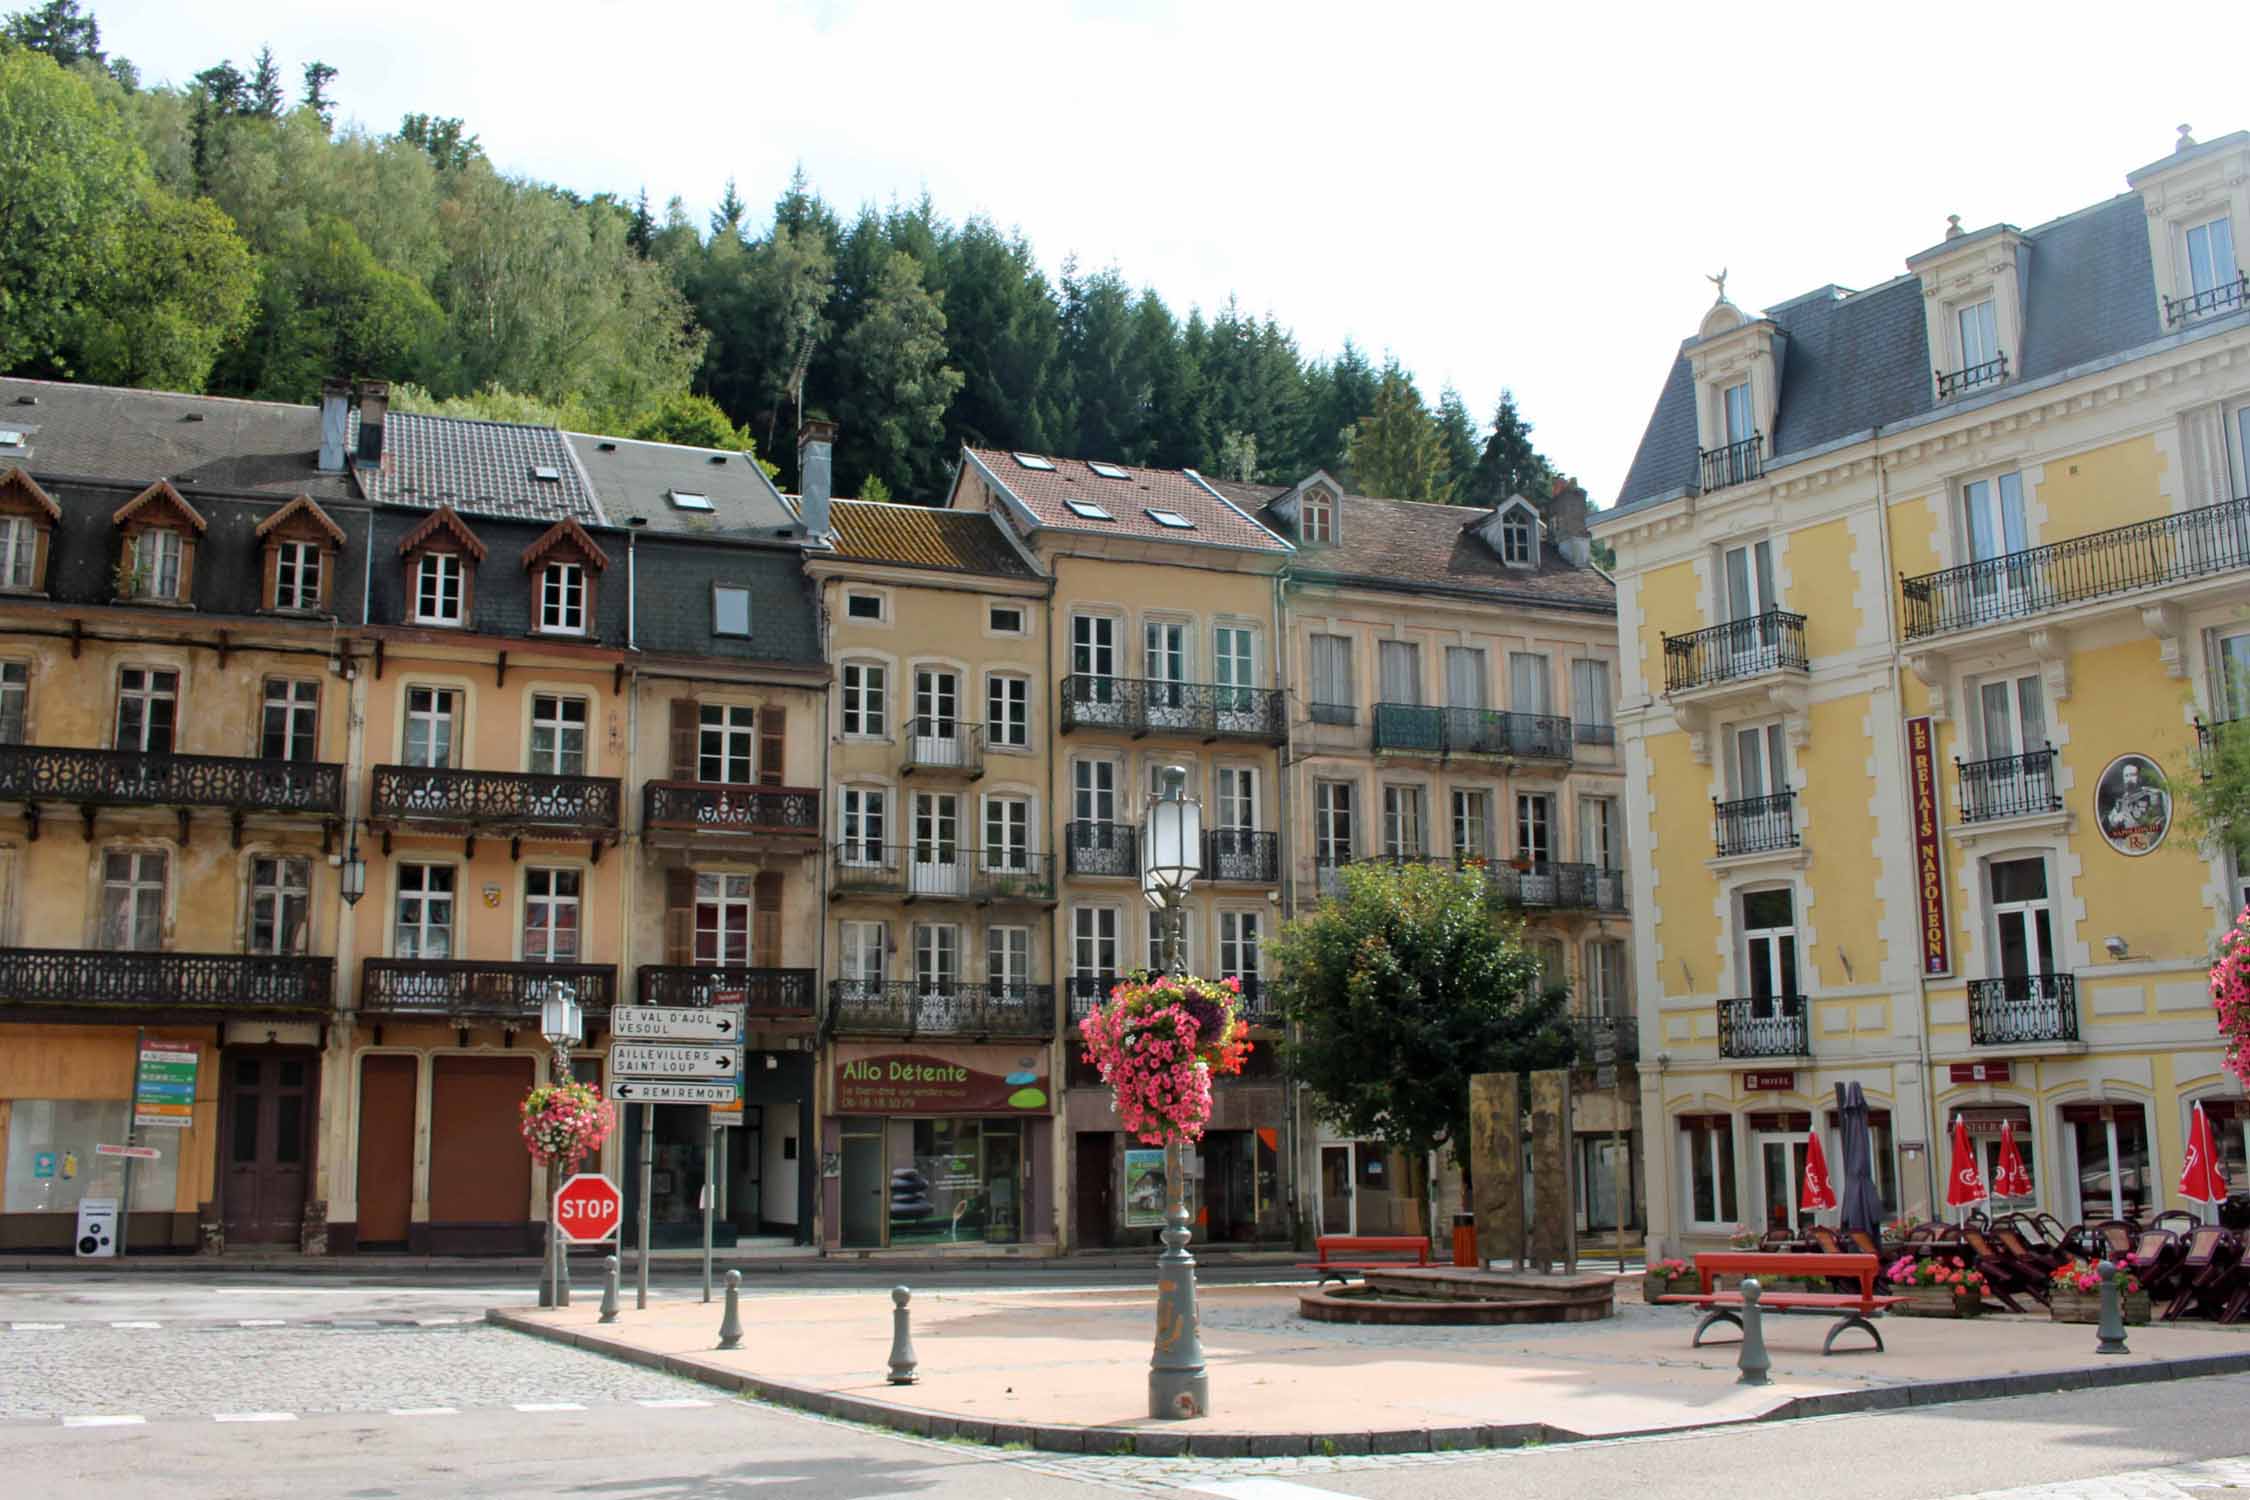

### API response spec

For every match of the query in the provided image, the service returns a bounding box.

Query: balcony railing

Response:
[1575,721,1617,746]
[0,745,342,817]
[1662,611,1809,693]
[1309,702,1357,727]
[1955,746,2061,823]
[0,948,334,1013]
[901,717,984,777]
[830,845,1056,903]
[1699,434,1762,491]
[2165,273,2247,328]
[1936,351,2010,400]
[1713,791,1797,857]
[1483,860,1628,913]
[1718,995,1808,1058]
[643,781,819,838]
[372,766,620,836]
[1066,973,1276,1027]
[826,981,1055,1039]
[1203,828,1280,883]
[359,959,617,1022]
[1969,973,2080,1046]
[1059,676,1286,742]
[1064,820,1137,878]
[1900,493,2250,639]
[634,965,816,1015]
[1571,1014,1640,1066]
[1372,704,1574,762]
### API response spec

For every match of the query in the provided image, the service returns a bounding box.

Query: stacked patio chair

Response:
[2161,1227,2241,1322]
[1963,1226,2050,1310]
[2131,1228,2187,1303]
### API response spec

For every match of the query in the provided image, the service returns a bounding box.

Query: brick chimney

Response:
[1547,480,1591,567]
[352,379,389,471]
[798,418,837,539]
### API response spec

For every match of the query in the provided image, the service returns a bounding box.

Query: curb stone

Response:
[486,1309,2250,1458]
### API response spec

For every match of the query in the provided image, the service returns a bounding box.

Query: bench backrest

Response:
[1315,1235,1428,1263]
[1692,1250,1879,1297]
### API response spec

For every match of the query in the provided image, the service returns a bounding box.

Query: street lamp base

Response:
[1149,1367,1209,1420]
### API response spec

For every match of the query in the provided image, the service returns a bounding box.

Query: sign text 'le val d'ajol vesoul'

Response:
[831,1049,1050,1115]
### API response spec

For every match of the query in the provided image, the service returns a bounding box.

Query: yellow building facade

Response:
[1602,128,2250,1250]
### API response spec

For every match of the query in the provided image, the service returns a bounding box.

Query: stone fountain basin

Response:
[1297,1267,1616,1326]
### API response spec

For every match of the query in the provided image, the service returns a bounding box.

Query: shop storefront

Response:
[825,1040,1053,1250]
[1069,1049,1288,1248]
[621,1049,814,1247]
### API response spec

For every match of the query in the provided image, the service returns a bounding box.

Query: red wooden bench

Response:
[1657,1250,1902,1354]
[1298,1234,1431,1284]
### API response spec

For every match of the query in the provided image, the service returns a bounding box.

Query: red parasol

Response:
[2179,1102,2230,1221]
[1800,1128,1838,1212]
[1945,1115,1988,1218]
[1992,1119,2034,1201]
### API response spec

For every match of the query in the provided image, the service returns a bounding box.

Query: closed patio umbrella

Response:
[1835,1082,1884,1237]
[2180,1102,2231,1224]
[1993,1120,2034,1205]
[1946,1115,1989,1224]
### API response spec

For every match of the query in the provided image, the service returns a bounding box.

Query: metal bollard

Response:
[887,1285,919,1385]
[1736,1277,1772,1386]
[717,1270,743,1350]
[2095,1259,2129,1355]
[600,1255,621,1324]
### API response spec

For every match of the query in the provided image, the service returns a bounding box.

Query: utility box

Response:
[75,1197,119,1258]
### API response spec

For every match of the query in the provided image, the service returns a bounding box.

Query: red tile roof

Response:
[964,449,1291,553]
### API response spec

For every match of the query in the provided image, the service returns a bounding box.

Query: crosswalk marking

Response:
[511,1402,587,1413]
[388,1407,460,1417]
[108,1320,160,1329]
[60,1415,145,1428]
[8,1322,62,1331]
[237,1319,287,1328]
[636,1397,714,1408]
[215,1412,297,1423]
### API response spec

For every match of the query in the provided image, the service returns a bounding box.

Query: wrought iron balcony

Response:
[829,845,1056,904]
[1064,820,1137,877]
[1575,721,1617,746]
[635,965,816,1016]
[1371,705,1574,762]
[372,766,619,837]
[1202,828,1280,883]
[0,745,342,820]
[1313,858,1351,900]
[1308,702,1357,727]
[1900,493,2250,639]
[900,717,984,778]
[1571,1014,1641,1066]
[1718,995,1808,1058]
[1969,973,2080,1046]
[1936,352,2010,400]
[2165,273,2247,328]
[1713,791,1796,858]
[359,959,617,1022]
[1955,746,2061,823]
[1698,434,1762,492]
[825,980,1055,1040]
[0,948,334,1015]
[1662,611,1809,693]
[1066,973,1276,1027]
[643,781,819,838]
[1059,675,1286,742]
[1484,860,1628,913]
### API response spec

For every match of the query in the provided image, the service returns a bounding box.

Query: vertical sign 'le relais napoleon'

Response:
[1907,716,1949,977]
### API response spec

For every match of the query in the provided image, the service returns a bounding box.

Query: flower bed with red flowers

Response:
[1885,1253,1989,1316]
[1079,972,1252,1145]
[520,1080,615,1170]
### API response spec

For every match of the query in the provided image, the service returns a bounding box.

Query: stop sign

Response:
[554,1173,622,1244]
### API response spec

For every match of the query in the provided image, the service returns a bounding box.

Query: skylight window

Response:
[1088,461,1130,480]
[1145,508,1194,529]
[1012,452,1056,471]
[1065,499,1114,521]
[530,465,562,482]
[669,489,714,512]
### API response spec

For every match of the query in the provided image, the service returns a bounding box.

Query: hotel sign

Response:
[1907,716,1950,976]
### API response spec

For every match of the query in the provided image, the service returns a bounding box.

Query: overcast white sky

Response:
[91,0,2245,502]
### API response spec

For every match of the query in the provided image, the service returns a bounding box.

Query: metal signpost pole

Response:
[702,1116,717,1304]
[118,1027,144,1259]
[1613,1104,1627,1273]
[637,1101,654,1310]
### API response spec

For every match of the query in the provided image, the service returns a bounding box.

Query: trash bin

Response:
[1452,1211,1478,1268]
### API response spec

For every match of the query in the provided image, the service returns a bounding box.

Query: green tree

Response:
[1433,386,1481,504]
[2,0,102,65]
[1343,363,1452,502]
[938,215,1060,452]
[216,213,441,400]
[833,249,962,499]
[708,176,746,239]
[1057,260,1142,461]
[246,44,283,119]
[1469,389,1550,507]
[299,60,337,129]
[628,390,756,454]
[1272,860,1575,1241]
[396,112,480,172]
[389,381,592,429]
[66,183,257,389]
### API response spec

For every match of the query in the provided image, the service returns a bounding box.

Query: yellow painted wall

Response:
[1646,730,1717,991]
[1801,692,1890,982]
[2039,433,2168,540]
[1885,492,1944,583]
[1785,519,1863,658]
[1635,560,1698,692]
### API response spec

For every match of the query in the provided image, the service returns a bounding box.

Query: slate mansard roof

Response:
[1614,186,2198,512]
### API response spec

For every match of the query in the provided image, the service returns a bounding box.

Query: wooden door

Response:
[1074,1133,1115,1249]
[356,1055,417,1246]
[221,1049,317,1246]
[429,1055,533,1228]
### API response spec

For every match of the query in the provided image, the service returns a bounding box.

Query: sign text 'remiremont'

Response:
[839,1060,969,1084]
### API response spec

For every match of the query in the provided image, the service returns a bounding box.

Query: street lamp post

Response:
[539,985,583,1309]
[1141,765,1209,1419]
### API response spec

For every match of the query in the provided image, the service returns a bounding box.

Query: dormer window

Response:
[540,562,586,635]
[254,495,344,615]
[131,529,182,600]
[416,553,464,624]
[1687,297,1782,492]
[1502,510,1535,566]
[110,478,204,605]
[521,516,607,639]
[0,517,35,590]
[274,541,320,610]
[0,468,57,594]
[1302,491,1335,543]
[2183,214,2243,321]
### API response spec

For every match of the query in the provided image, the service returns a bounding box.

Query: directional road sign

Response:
[610,1042,742,1080]
[606,1078,740,1105]
[609,1005,747,1042]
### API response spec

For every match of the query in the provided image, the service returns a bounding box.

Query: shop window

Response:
[887,1117,1023,1245]
[2064,1102,2151,1222]
[5,1099,181,1214]
[1681,1115,1738,1229]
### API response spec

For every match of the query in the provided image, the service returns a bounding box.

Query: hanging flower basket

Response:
[520,1080,616,1170]
[2211,908,2250,1088]
[1079,972,1253,1145]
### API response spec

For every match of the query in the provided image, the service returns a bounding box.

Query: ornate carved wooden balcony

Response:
[1059,675,1286,743]
[1663,611,1809,693]
[1713,791,1797,858]
[1064,820,1137,877]
[2165,273,2247,327]
[372,765,619,847]
[1483,860,1628,913]
[0,745,341,840]
[0,948,334,1017]
[825,980,1055,1040]
[1936,351,2009,400]
[1955,746,2061,823]
[1371,705,1574,762]
[1718,995,1808,1058]
[830,845,1056,904]
[635,965,815,1016]
[359,959,617,1022]
[900,717,984,778]
[1969,974,2079,1046]
[1900,493,2250,639]
[1202,828,1279,883]
[1698,434,1762,491]
[642,781,819,842]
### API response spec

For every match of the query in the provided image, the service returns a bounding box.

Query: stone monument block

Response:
[1528,1068,1571,1271]
[1469,1072,1521,1266]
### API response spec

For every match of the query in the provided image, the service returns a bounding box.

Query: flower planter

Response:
[1642,1274,1684,1304]
[2048,1289,2151,1325]
[1892,1283,1984,1318]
